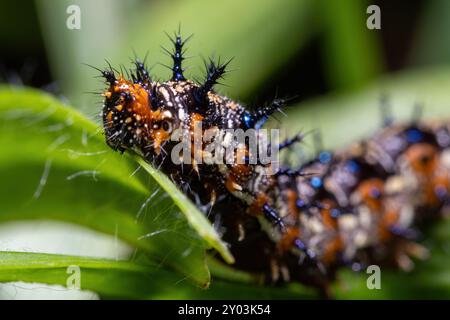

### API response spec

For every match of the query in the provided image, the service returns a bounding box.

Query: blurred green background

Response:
[0,0,450,299]
[3,0,450,144]
[0,0,438,108]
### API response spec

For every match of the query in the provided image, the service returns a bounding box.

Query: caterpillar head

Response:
[102,74,153,153]
[102,72,185,157]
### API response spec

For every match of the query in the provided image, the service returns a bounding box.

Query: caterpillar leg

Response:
[269,257,290,282]
[392,241,429,272]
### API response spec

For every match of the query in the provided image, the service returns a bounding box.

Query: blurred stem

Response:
[317,0,384,90]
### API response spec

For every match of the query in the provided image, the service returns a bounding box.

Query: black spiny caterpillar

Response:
[98,30,450,295]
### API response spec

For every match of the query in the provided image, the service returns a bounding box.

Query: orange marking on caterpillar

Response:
[356,178,384,213]
[248,193,269,216]
[279,227,300,252]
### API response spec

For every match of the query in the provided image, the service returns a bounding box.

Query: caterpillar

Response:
[98,31,450,294]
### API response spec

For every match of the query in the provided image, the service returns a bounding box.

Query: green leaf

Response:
[0,251,317,299]
[0,251,160,299]
[206,256,264,285]
[137,160,234,264]
[0,86,232,287]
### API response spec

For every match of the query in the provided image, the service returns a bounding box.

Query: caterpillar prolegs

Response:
[99,31,450,293]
